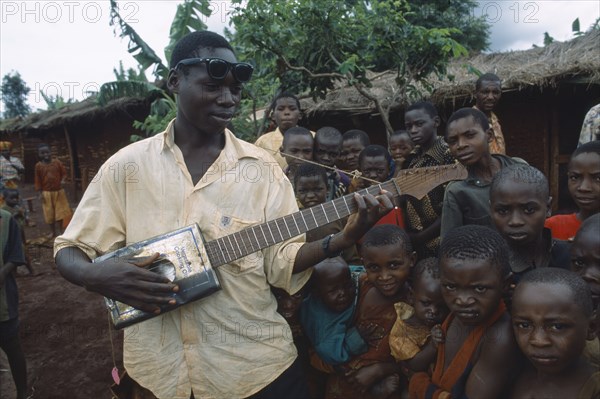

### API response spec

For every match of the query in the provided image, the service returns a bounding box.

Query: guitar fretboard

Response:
[203,164,465,267]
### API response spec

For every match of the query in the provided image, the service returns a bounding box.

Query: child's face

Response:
[295,175,327,208]
[340,138,365,171]
[571,229,600,307]
[272,98,301,132]
[272,287,304,320]
[491,180,550,247]
[362,244,415,298]
[359,155,389,185]
[440,256,505,326]
[404,109,439,148]
[567,152,600,216]
[315,263,355,313]
[412,272,449,327]
[314,136,341,167]
[389,135,413,164]
[281,135,313,168]
[4,192,19,207]
[475,80,502,112]
[512,282,592,375]
[38,146,51,161]
[446,116,492,167]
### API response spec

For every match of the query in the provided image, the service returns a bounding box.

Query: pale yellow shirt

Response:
[55,121,311,399]
[255,127,287,169]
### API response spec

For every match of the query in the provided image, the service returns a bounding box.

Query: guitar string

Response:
[206,164,463,266]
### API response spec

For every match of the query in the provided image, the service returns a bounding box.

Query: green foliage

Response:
[228,0,467,137]
[132,95,177,139]
[404,0,490,53]
[572,18,581,35]
[543,32,555,46]
[1,71,31,118]
[113,61,148,82]
[107,0,212,139]
[40,92,74,110]
[164,0,211,66]
[109,0,167,79]
[97,81,163,106]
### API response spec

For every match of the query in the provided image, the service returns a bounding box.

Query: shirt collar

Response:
[509,228,554,273]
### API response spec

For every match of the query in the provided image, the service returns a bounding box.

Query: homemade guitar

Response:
[100,163,467,329]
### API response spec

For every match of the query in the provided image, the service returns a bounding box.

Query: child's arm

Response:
[463,316,519,399]
[34,163,42,192]
[345,361,400,392]
[403,325,444,373]
[440,184,462,237]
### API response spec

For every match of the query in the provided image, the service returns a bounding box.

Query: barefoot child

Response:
[294,163,359,264]
[0,209,28,399]
[2,188,33,275]
[545,140,600,241]
[314,127,349,200]
[357,145,404,229]
[390,257,449,375]
[404,101,455,258]
[300,257,368,366]
[388,130,414,173]
[490,164,571,283]
[441,107,526,237]
[281,127,314,186]
[570,214,600,370]
[255,92,304,169]
[510,268,600,398]
[34,144,71,237]
[409,225,519,399]
[325,225,416,398]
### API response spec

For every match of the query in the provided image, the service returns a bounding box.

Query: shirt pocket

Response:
[209,211,264,276]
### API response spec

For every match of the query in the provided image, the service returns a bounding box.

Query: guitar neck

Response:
[204,163,466,267]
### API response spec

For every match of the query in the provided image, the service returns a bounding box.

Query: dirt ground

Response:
[0,183,124,399]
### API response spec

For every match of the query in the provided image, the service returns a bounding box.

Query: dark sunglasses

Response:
[175,57,254,83]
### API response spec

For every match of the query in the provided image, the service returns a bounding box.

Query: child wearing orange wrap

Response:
[409,225,519,399]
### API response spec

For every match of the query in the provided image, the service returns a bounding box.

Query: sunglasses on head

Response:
[175,57,254,83]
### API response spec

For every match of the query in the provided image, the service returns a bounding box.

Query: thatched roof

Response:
[0,95,152,134]
[301,30,600,115]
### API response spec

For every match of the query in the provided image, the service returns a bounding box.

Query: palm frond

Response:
[164,0,212,64]
[97,81,162,106]
[109,0,168,78]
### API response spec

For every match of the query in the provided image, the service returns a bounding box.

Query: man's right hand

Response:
[55,247,179,314]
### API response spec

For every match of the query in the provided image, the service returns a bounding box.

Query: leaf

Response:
[97,81,162,106]
[164,0,212,66]
[109,0,168,78]
[572,18,580,33]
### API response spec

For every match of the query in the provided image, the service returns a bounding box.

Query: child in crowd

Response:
[294,164,360,264]
[0,209,28,399]
[34,144,71,237]
[300,257,367,367]
[255,92,303,169]
[490,164,571,282]
[324,225,415,398]
[545,140,600,240]
[570,214,600,370]
[410,225,519,399]
[2,188,33,275]
[357,145,404,229]
[388,130,414,173]
[271,285,325,398]
[510,268,600,398]
[403,101,455,259]
[441,107,526,237]
[314,127,350,200]
[281,127,314,186]
[389,257,448,375]
[472,73,505,155]
[339,129,370,173]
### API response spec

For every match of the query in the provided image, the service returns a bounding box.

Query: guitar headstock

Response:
[391,163,468,199]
